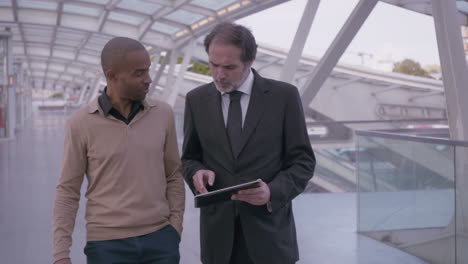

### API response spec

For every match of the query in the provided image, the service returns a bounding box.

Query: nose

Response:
[144,72,152,84]
[215,69,226,80]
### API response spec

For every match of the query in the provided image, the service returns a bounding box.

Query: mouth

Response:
[216,81,230,87]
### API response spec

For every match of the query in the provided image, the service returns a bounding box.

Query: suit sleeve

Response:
[268,86,316,212]
[181,94,207,194]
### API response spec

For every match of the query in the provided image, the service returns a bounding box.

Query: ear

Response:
[105,68,117,82]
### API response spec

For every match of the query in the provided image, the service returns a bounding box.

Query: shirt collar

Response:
[97,87,144,116]
[98,88,113,116]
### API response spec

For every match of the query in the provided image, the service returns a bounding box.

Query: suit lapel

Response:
[235,71,269,158]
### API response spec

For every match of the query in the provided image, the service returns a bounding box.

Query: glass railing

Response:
[308,120,449,193]
[356,130,468,264]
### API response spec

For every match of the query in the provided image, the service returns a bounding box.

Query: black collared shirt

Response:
[98,88,144,124]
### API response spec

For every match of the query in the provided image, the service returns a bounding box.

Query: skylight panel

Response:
[117,0,162,15]
[17,0,57,11]
[48,63,65,72]
[67,67,83,75]
[108,11,145,25]
[151,22,180,35]
[165,9,204,25]
[78,53,99,64]
[0,0,12,7]
[63,3,102,17]
[79,0,109,4]
[190,0,237,10]
[53,49,75,60]
[46,72,59,79]
[60,74,73,81]
[30,61,47,70]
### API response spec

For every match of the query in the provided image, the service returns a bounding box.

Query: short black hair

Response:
[101,37,146,73]
[204,22,257,63]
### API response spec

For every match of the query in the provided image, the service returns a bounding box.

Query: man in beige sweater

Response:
[52,37,185,264]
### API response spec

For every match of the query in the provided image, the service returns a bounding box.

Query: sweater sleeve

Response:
[164,107,185,234]
[52,116,87,262]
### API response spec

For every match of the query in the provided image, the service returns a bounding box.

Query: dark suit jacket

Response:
[182,69,316,264]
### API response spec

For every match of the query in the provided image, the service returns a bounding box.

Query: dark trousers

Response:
[228,217,296,264]
[229,217,254,264]
[84,225,180,264]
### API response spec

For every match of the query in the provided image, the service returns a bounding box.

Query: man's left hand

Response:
[231,179,270,206]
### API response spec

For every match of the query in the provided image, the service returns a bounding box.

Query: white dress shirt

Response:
[220,69,254,128]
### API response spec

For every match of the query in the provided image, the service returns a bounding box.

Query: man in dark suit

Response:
[182,22,316,264]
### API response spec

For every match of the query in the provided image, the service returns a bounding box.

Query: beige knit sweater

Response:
[52,98,185,262]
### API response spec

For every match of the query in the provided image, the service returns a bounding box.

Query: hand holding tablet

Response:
[194,179,262,207]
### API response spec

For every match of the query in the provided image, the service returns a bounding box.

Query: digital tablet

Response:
[194,179,262,208]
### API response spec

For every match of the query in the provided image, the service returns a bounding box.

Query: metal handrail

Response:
[356,129,468,147]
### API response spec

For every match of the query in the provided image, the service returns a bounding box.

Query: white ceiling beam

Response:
[149,49,171,94]
[279,0,320,83]
[431,0,468,140]
[300,0,379,107]
[98,0,119,32]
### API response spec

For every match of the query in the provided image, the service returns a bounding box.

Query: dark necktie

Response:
[227,91,243,157]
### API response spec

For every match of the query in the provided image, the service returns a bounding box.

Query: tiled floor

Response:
[0,111,428,264]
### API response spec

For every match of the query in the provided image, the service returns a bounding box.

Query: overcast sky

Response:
[236,0,441,70]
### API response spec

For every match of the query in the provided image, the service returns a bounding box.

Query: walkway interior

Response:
[0,110,429,264]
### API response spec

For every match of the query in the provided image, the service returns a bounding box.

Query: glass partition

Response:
[357,130,461,263]
[455,145,468,263]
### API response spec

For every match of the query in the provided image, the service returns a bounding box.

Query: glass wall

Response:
[455,146,468,263]
[356,130,465,263]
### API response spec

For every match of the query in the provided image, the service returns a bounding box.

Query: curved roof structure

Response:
[0,0,288,91]
[382,0,468,23]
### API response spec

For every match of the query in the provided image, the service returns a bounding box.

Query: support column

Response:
[25,79,32,120]
[168,39,195,107]
[88,77,103,103]
[300,0,378,109]
[431,0,468,140]
[431,1,468,263]
[149,51,171,96]
[279,0,320,83]
[162,50,180,101]
[77,82,88,105]
[6,33,15,139]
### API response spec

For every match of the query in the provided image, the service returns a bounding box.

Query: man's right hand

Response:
[192,169,215,194]
[55,258,71,264]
